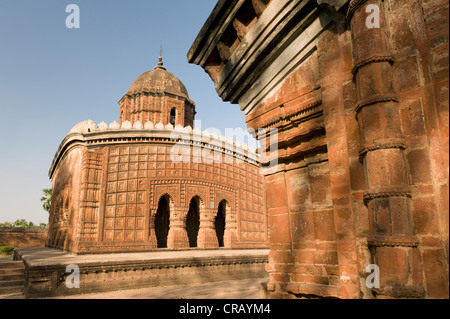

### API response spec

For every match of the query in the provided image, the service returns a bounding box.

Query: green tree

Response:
[12,219,29,227]
[41,188,52,213]
[0,219,47,228]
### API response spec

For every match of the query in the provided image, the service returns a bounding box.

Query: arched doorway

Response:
[155,195,170,248]
[186,196,200,247]
[215,200,226,247]
[169,108,176,126]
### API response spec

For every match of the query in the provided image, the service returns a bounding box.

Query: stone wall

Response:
[0,228,48,248]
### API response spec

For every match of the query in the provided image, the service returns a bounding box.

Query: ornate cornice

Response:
[49,119,260,178]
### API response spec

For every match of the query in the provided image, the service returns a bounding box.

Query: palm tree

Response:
[41,188,52,213]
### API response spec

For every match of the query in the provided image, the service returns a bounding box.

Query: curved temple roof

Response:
[125,56,190,98]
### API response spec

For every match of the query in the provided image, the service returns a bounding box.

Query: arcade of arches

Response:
[153,194,230,249]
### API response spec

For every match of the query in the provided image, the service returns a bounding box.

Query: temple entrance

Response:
[155,195,170,248]
[186,197,200,247]
[215,200,226,247]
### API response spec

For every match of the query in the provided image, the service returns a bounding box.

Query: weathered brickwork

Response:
[48,59,268,254]
[118,59,196,127]
[0,228,47,248]
[188,0,449,298]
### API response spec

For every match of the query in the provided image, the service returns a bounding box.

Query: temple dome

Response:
[126,56,189,98]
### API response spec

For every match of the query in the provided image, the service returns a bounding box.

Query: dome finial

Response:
[154,45,166,70]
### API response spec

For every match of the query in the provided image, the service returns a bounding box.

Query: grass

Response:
[0,246,14,260]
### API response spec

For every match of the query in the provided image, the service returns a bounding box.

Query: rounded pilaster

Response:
[348,0,423,298]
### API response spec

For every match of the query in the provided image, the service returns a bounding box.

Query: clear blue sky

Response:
[0,1,253,224]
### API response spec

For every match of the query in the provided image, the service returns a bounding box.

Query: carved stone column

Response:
[167,208,189,249]
[148,209,157,248]
[197,209,219,248]
[348,0,423,298]
[223,207,237,248]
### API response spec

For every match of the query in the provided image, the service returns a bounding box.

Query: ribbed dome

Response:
[126,57,189,98]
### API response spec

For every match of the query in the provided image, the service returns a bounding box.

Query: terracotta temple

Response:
[47,56,268,254]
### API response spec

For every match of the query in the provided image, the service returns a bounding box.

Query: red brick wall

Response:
[119,94,195,128]
[0,228,48,248]
[244,0,448,299]
[188,0,448,299]
[47,146,83,252]
[387,0,449,298]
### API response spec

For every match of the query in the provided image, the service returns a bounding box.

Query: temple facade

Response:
[188,0,449,299]
[47,57,268,254]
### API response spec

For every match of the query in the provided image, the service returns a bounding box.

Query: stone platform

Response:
[14,247,269,298]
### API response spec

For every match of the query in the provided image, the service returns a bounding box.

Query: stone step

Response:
[0,273,25,281]
[0,268,25,275]
[0,286,23,295]
[0,262,25,296]
[0,261,24,269]
[0,280,24,288]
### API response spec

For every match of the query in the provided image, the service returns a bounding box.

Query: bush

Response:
[0,246,15,254]
[0,220,47,228]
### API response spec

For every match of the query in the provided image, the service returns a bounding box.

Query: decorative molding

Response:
[359,138,406,156]
[54,254,268,284]
[363,187,412,206]
[49,121,260,178]
[352,55,395,75]
[147,179,238,211]
[367,235,420,247]
[151,179,235,193]
[355,94,399,114]
[260,99,323,130]
[363,190,412,200]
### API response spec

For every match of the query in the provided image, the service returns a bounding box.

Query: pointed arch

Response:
[154,194,172,248]
[215,199,228,247]
[186,196,202,247]
[170,107,176,126]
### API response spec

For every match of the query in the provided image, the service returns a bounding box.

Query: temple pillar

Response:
[348,0,424,298]
[148,209,158,248]
[167,208,189,249]
[223,206,237,248]
[197,209,219,248]
[263,170,294,299]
